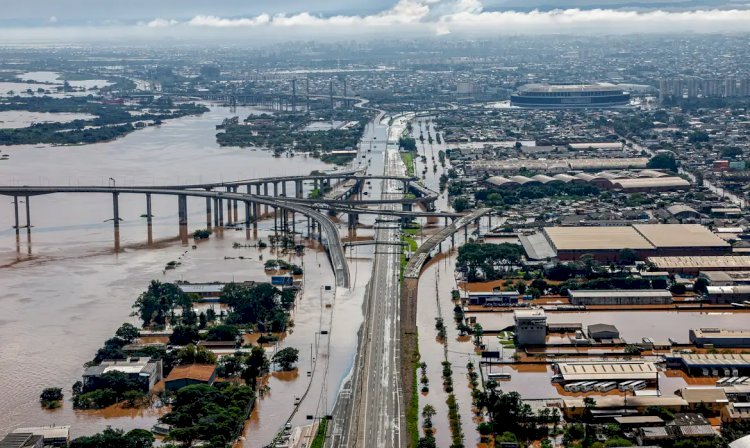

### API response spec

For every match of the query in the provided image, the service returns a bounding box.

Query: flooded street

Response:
[0,103,369,445]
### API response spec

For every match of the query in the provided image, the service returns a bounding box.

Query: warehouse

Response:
[700,271,750,286]
[648,256,750,274]
[705,285,750,304]
[666,353,750,376]
[541,224,729,262]
[514,308,547,346]
[568,289,673,306]
[555,361,658,383]
[587,323,621,340]
[689,328,750,348]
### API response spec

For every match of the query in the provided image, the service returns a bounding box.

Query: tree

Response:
[176,344,217,365]
[115,323,140,343]
[693,277,709,294]
[452,197,469,212]
[206,324,240,342]
[473,324,483,347]
[617,248,638,265]
[273,347,300,371]
[169,325,199,346]
[647,153,678,172]
[40,387,63,408]
[70,427,154,448]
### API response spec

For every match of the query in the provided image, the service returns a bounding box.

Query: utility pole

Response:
[306,76,310,114]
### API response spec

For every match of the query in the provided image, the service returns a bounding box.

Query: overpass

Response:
[398,207,492,428]
[0,185,350,288]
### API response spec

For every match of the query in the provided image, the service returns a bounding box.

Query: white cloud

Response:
[187,14,270,27]
[146,18,178,28]
[48,16,58,23]
[4,0,750,42]
[436,7,750,34]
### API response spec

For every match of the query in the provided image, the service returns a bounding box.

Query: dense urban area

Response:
[1,27,750,448]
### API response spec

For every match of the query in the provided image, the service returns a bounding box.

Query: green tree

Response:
[115,323,140,343]
[273,347,300,371]
[647,153,678,172]
[176,344,218,365]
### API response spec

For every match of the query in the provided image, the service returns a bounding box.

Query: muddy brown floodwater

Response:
[0,104,370,446]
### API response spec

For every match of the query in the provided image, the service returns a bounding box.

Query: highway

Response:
[355,146,406,447]
[328,114,407,448]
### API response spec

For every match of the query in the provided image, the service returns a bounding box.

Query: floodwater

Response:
[0,111,96,129]
[0,102,369,446]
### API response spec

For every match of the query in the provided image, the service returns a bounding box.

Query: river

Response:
[0,103,368,446]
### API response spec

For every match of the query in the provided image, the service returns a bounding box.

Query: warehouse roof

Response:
[166,364,217,382]
[613,177,691,190]
[649,256,750,270]
[569,290,673,298]
[633,224,729,248]
[671,353,750,366]
[690,328,750,339]
[563,395,687,408]
[679,387,728,404]
[707,285,750,295]
[557,361,658,381]
[614,416,664,425]
[544,226,654,251]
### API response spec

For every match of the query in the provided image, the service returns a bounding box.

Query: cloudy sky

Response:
[1,0,749,43]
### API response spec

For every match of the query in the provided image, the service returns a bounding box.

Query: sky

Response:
[1,0,749,43]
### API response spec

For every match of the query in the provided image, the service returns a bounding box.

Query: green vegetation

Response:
[193,228,212,239]
[0,96,207,145]
[40,387,63,409]
[176,344,218,365]
[132,280,194,328]
[401,151,415,176]
[70,428,154,448]
[399,136,417,152]
[456,243,525,282]
[264,258,304,275]
[272,347,300,371]
[73,371,146,409]
[475,386,560,444]
[160,383,254,447]
[310,418,329,448]
[452,197,469,212]
[216,112,367,164]
[221,283,294,331]
[406,343,420,448]
[647,153,678,172]
[475,182,600,206]
[216,347,269,387]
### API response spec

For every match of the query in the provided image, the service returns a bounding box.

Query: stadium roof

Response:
[517,83,625,93]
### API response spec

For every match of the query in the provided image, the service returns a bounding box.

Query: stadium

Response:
[510,83,631,108]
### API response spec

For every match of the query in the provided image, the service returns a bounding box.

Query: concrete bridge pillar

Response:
[464,225,468,241]
[347,213,359,229]
[232,187,239,222]
[273,182,278,198]
[205,196,212,229]
[263,183,269,214]
[13,195,20,234]
[23,195,31,231]
[244,201,251,227]
[487,213,492,230]
[314,179,319,190]
[112,192,120,229]
[292,212,296,234]
[402,203,413,212]
[252,203,258,230]
[213,198,219,227]
[178,194,188,243]
[307,217,311,238]
[281,181,287,197]
[226,193,233,226]
[296,180,303,198]
[218,199,224,226]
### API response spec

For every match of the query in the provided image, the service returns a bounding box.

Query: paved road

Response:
[328,114,407,448]
[355,146,406,448]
